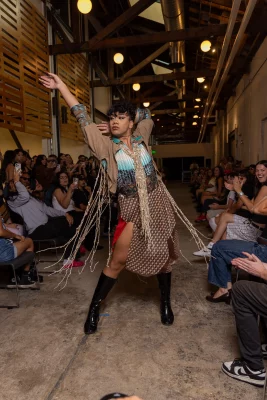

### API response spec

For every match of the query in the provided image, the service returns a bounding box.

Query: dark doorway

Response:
[162,157,205,180]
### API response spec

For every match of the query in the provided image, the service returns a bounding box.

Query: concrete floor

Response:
[0,183,263,400]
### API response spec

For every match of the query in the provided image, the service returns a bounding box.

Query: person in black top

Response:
[72,175,91,210]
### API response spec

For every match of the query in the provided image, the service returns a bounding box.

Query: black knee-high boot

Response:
[157,272,174,325]
[84,272,117,334]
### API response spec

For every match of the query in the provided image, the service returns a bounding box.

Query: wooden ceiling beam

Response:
[190,0,245,14]
[131,93,207,103]
[121,43,169,83]
[50,23,234,55]
[152,108,199,114]
[91,69,215,87]
[84,0,157,50]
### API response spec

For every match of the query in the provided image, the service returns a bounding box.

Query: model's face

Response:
[256,164,267,183]
[109,113,134,138]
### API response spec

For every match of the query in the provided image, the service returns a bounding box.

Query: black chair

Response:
[0,251,35,308]
[33,237,68,273]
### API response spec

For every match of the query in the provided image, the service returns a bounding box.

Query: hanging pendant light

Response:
[193,115,199,119]
[143,102,150,107]
[192,122,197,126]
[195,98,201,102]
[132,83,141,91]
[197,77,205,83]
[77,0,92,14]
[113,53,124,64]
[194,105,200,108]
[200,40,211,52]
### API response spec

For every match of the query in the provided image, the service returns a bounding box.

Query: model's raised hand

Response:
[39,72,64,90]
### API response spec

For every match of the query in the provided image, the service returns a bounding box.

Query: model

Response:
[40,73,205,334]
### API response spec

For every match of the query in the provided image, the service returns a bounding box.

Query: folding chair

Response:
[0,251,35,308]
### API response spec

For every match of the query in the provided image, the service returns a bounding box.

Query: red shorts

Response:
[112,217,127,247]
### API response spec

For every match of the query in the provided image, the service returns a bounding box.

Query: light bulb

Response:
[197,77,205,83]
[77,0,92,14]
[113,53,124,64]
[204,85,208,89]
[143,102,150,107]
[212,48,216,53]
[192,122,197,126]
[193,115,199,119]
[195,98,201,102]
[200,40,211,52]
[132,83,140,91]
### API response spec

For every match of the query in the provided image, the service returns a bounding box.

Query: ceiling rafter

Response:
[50,23,235,54]
[85,0,157,49]
[92,69,215,87]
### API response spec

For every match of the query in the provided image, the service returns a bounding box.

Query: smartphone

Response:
[73,177,79,186]
[15,163,21,173]
[56,164,61,171]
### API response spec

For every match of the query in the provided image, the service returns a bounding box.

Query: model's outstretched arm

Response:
[39,73,79,108]
[39,73,110,161]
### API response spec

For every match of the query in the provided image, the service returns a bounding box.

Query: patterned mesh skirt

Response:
[115,182,180,277]
[226,214,263,241]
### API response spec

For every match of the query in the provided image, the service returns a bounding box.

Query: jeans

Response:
[232,280,267,370]
[208,240,267,288]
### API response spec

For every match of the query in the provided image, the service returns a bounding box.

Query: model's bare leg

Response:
[84,223,133,335]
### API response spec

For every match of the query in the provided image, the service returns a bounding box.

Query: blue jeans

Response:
[208,240,267,288]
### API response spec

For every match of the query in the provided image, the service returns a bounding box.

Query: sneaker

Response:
[29,267,44,283]
[262,344,267,359]
[222,359,266,387]
[79,245,87,254]
[7,275,20,289]
[63,260,85,269]
[18,272,37,289]
[193,242,213,257]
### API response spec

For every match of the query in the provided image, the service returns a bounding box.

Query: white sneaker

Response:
[193,242,213,257]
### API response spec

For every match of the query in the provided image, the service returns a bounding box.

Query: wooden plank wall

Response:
[57,42,90,142]
[0,0,52,137]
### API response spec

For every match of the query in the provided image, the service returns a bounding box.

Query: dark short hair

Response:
[107,101,136,122]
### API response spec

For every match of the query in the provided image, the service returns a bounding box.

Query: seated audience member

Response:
[72,175,91,211]
[23,152,32,175]
[1,149,24,183]
[194,160,267,259]
[249,164,256,176]
[7,168,84,269]
[195,166,225,222]
[52,171,83,212]
[195,169,215,200]
[33,154,59,191]
[0,217,36,288]
[52,172,102,252]
[207,173,237,231]
[0,193,23,236]
[19,171,44,202]
[221,252,267,387]
[189,159,199,171]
